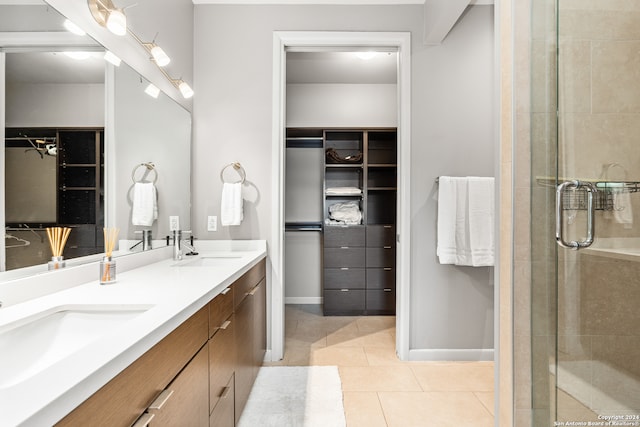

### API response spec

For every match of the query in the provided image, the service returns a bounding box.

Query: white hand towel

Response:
[613,189,633,229]
[221,182,243,226]
[436,176,495,267]
[132,182,158,226]
[467,177,495,266]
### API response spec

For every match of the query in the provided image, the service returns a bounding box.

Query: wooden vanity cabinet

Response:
[56,306,209,427]
[55,258,266,427]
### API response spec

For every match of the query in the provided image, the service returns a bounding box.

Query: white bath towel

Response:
[436,176,495,267]
[132,182,158,226]
[221,182,243,226]
[613,189,633,228]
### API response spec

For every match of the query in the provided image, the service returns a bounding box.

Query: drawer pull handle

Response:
[340,246,349,249]
[384,246,392,249]
[149,389,174,410]
[340,289,349,292]
[384,225,392,228]
[248,286,258,296]
[384,267,392,271]
[132,413,155,427]
[340,267,349,270]
[220,386,231,399]
[221,287,231,295]
[384,288,392,292]
[219,320,231,330]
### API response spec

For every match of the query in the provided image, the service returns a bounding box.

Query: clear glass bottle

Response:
[48,256,65,270]
[100,256,116,284]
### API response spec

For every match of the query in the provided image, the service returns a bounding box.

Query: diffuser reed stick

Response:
[101,227,119,283]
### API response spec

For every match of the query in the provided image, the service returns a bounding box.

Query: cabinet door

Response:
[210,375,235,427]
[209,314,235,413]
[147,344,209,427]
[234,291,254,424]
[209,286,233,339]
[253,279,267,375]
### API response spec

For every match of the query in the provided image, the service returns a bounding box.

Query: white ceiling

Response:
[5,51,105,85]
[286,51,397,84]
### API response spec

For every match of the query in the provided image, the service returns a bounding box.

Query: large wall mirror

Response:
[0,1,191,278]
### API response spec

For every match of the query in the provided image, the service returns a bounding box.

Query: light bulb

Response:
[106,9,127,36]
[150,45,170,67]
[178,81,194,99]
[145,83,160,98]
[104,51,122,66]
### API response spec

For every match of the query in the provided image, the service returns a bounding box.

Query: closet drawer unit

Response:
[324,268,365,290]
[324,225,365,247]
[324,247,365,268]
[323,289,366,314]
[366,288,396,313]
[366,268,395,289]
[366,225,395,247]
[366,247,395,268]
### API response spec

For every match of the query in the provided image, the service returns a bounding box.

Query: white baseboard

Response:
[408,348,494,362]
[284,297,323,304]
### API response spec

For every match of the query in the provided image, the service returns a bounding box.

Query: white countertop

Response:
[0,240,267,427]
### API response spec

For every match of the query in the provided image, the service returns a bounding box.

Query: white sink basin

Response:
[174,255,242,267]
[0,304,152,389]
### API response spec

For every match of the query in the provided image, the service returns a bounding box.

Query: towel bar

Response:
[132,162,158,184]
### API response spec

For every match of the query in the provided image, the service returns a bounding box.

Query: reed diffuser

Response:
[46,227,72,270]
[100,227,119,284]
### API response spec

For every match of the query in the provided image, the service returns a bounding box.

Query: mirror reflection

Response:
[1,2,191,276]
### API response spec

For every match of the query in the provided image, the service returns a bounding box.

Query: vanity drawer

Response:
[233,259,266,309]
[209,287,234,338]
[366,268,395,289]
[324,225,365,247]
[366,288,396,313]
[366,225,395,247]
[323,289,365,315]
[323,268,365,289]
[209,313,235,413]
[366,247,395,268]
[324,247,365,268]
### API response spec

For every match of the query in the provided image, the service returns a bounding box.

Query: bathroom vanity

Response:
[0,241,266,427]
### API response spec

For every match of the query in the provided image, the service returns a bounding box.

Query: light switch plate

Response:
[169,216,180,231]
[207,216,217,232]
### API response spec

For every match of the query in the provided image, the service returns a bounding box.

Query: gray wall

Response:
[193,4,495,356]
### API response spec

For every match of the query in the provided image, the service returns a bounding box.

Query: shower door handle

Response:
[556,180,597,250]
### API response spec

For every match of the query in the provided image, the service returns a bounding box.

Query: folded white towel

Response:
[325,187,362,195]
[221,182,243,226]
[436,176,494,267]
[132,182,158,226]
[613,189,633,228]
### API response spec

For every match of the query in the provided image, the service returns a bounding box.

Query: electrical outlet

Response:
[169,216,180,231]
[207,215,217,232]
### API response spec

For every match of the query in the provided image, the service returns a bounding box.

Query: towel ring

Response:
[132,162,158,184]
[220,162,246,184]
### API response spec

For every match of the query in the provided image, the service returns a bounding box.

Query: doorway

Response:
[270,32,411,362]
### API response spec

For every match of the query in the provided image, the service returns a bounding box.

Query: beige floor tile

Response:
[327,329,395,348]
[356,316,396,333]
[379,391,494,427]
[310,346,369,366]
[340,366,422,392]
[474,391,495,416]
[364,346,404,366]
[343,392,388,427]
[410,363,494,392]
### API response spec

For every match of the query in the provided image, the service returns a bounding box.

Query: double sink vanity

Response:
[0,240,267,427]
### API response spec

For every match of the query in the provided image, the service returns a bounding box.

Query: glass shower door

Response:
[548,0,640,424]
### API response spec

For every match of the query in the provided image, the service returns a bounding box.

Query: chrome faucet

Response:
[173,230,197,260]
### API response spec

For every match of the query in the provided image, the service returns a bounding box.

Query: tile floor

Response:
[264,305,495,427]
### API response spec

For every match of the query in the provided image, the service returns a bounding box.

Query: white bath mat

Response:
[237,366,346,427]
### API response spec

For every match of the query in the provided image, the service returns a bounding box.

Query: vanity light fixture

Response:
[147,43,170,67]
[174,79,194,99]
[88,0,127,36]
[63,19,86,36]
[104,50,122,66]
[144,83,160,98]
